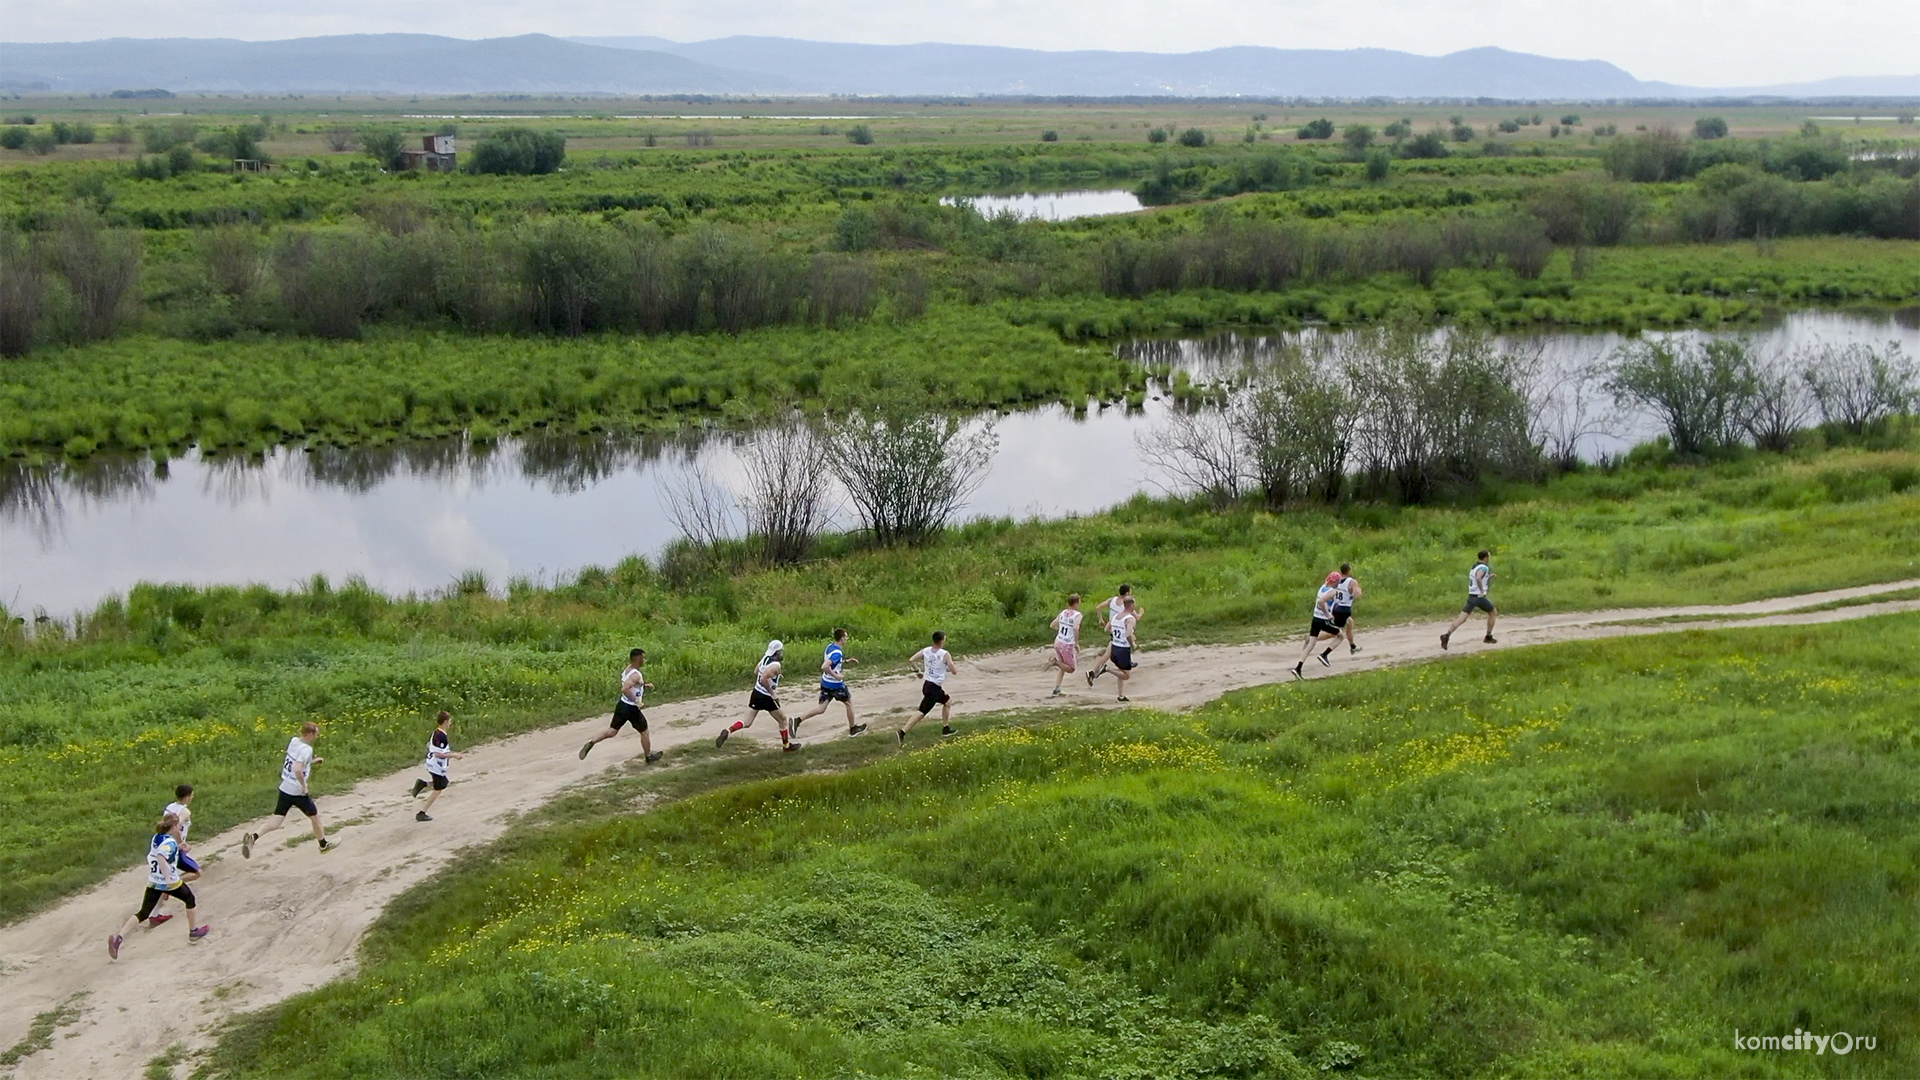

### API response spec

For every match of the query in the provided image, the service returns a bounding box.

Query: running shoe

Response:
[410,779,428,799]
[790,715,806,735]
[241,832,257,859]
[1292,662,1305,680]
[107,934,123,960]
[1318,649,1333,668]
[416,811,432,822]
[1484,635,1498,644]
[578,741,594,760]
[645,751,664,764]
[941,725,957,738]
[848,724,868,736]
[715,728,730,749]
[1439,633,1450,651]
[1051,688,1063,696]
[1117,696,1130,703]
[189,925,210,941]
[319,839,335,853]
[1086,670,1097,686]
[1350,644,1361,654]
[783,741,804,753]
[146,913,174,927]
[897,730,908,746]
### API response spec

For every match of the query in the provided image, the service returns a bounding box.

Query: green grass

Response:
[206,615,1920,1077]
[0,992,85,1068]
[3,444,1919,924]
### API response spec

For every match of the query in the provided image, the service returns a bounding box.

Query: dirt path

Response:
[4,580,1917,1078]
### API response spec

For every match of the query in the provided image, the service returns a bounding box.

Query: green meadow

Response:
[208,615,1920,1077]
[3,443,1918,922]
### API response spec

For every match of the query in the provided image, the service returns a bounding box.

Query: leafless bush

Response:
[43,208,142,342]
[827,406,996,544]
[202,225,265,298]
[0,228,45,357]
[736,419,835,564]
[1137,406,1244,505]
[662,459,738,551]
[323,127,357,152]
[1802,341,1915,434]
[1519,344,1619,468]
[1746,346,1814,451]
[893,267,928,320]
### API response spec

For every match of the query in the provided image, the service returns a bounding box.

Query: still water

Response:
[5,311,1915,614]
[940,189,1145,221]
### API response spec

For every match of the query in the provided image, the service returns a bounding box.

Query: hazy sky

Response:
[2,0,1913,87]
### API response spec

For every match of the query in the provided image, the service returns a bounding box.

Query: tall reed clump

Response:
[0,228,45,357]
[40,207,143,343]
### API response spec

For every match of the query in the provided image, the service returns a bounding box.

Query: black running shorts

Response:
[1332,606,1352,628]
[748,690,781,714]
[1462,594,1496,614]
[612,700,648,732]
[427,772,449,791]
[1109,645,1134,671]
[917,680,950,715]
[818,685,851,703]
[137,884,193,921]
[1309,617,1339,638]
[274,791,319,818]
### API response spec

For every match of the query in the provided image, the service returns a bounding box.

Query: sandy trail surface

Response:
[3,580,1917,1078]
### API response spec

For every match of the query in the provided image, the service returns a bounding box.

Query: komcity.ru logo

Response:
[1734,1029,1877,1054]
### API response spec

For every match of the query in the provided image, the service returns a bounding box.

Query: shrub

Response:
[165,143,197,175]
[1040,129,1059,142]
[467,128,566,175]
[1397,131,1450,159]
[42,208,142,343]
[275,231,383,338]
[735,420,834,564]
[359,127,406,170]
[1382,118,1411,138]
[0,228,45,356]
[1604,127,1690,182]
[1296,118,1334,140]
[1694,117,1729,140]
[1527,172,1643,245]
[1606,339,1757,456]
[0,126,27,150]
[826,405,997,544]
[1364,149,1390,182]
[1344,328,1538,501]
[846,124,874,146]
[1177,127,1209,148]
[1745,347,1812,452]
[1342,124,1374,157]
[1802,342,1916,434]
[1147,127,1169,144]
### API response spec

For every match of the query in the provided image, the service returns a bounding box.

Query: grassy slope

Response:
[209,615,1920,1078]
[2,446,1918,921]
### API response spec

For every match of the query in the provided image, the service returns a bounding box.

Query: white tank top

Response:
[919,648,952,684]
[1468,563,1491,597]
[756,660,781,695]
[619,666,645,707]
[1313,586,1336,621]
[1055,609,1083,646]
[1110,613,1135,648]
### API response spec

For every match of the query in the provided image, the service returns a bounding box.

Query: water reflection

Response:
[940,189,1145,221]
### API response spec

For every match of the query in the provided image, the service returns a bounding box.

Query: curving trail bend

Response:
[3,580,1917,1078]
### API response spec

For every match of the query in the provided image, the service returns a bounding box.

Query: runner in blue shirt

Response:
[792,629,866,737]
[108,812,208,959]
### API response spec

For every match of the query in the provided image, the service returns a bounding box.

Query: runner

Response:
[144,784,199,926]
[409,711,462,821]
[1292,572,1347,680]
[1088,595,1138,701]
[1327,562,1363,659]
[579,648,665,764]
[107,812,208,959]
[1441,550,1498,650]
[716,641,801,752]
[1087,583,1135,682]
[241,722,334,858]
[1046,594,1084,696]
[899,631,959,744]
[792,629,865,736]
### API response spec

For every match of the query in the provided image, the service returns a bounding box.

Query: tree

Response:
[1694,116,1729,140]
[1365,149,1391,182]
[1295,118,1334,140]
[736,419,835,564]
[1137,408,1243,506]
[467,128,566,175]
[1605,339,1757,456]
[1745,348,1812,452]
[1237,354,1353,505]
[360,127,406,170]
[1802,342,1916,434]
[1178,127,1210,147]
[825,406,996,545]
[1342,123,1375,157]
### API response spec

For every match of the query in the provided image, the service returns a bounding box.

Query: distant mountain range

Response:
[4,34,1917,99]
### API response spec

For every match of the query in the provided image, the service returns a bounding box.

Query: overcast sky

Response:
[2,0,1913,88]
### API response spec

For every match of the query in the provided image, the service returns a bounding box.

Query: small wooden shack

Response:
[400,135,456,172]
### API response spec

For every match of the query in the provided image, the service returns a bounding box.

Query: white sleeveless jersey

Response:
[1054,609,1083,646]
[756,660,781,695]
[1107,595,1127,622]
[424,729,451,777]
[1313,585,1337,621]
[147,834,182,889]
[279,737,313,795]
[918,647,952,684]
[619,666,645,707]
[1468,563,1491,597]
[1110,613,1135,648]
[1333,578,1355,609]
[164,801,192,843]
